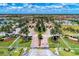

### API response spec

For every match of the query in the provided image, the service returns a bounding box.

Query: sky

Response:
[0,3,79,14]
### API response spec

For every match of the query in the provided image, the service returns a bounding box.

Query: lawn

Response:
[10,47,23,56]
[58,37,76,56]
[62,30,77,35]
[0,48,9,56]
[61,25,79,35]
[48,38,56,53]
[9,37,32,56]
[18,37,32,52]
[0,35,16,48]
[48,37,75,56]
[63,37,79,55]
[0,41,13,47]
[60,25,79,55]
[61,25,79,30]
[0,36,17,56]
[59,50,75,56]
[0,36,32,56]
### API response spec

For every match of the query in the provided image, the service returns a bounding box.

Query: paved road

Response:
[28,28,39,48]
[28,25,56,56]
[41,28,51,47]
[28,49,55,56]
[22,52,28,56]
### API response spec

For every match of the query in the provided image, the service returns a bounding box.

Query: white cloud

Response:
[28,4,33,8]
[3,3,79,13]
[3,3,64,11]
[52,5,63,8]
[17,6,23,9]
[11,3,16,6]
[23,3,29,7]
[27,4,64,9]
[61,3,66,5]
[0,3,8,6]
[7,6,23,10]
[45,5,64,9]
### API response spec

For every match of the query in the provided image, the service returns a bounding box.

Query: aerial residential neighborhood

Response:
[0,3,79,56]
[0,14,79,56]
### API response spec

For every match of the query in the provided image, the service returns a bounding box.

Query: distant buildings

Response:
[0,32,6,36]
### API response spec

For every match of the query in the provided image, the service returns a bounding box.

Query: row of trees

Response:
[35,19,46,33]
[0,21,13,33]
[50,21,62,35]
[0,17,30,37]
[63,27,79,33]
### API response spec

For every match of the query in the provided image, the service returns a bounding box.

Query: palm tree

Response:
[35,18,46,33]
[38,34,43,46]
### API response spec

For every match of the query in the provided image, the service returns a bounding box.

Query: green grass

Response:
[10,48,23,56]
[0,48,9,56]
[61,25,79,30]
[18,37,32,53]
[58,38,67,48]
[0,36,5,38]
[48,37,76,56]
[59,50,75,56]
[0,48,21,56]
[0,37,16,48]
[61,25,79,35]
[48,37,59,53]
[58,37,76,56]
[18,37,31,46]
[10,37,32,56]
[62,30,77,35]
[10,51,20,56]
[64,37,79,55]
[49,48,55,53]
[48,37,67,48]
[0,41,14,47]
[48,37,59,48]
[0,36,31,56]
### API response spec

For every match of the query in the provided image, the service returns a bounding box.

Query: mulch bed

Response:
[4,38,13,42]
